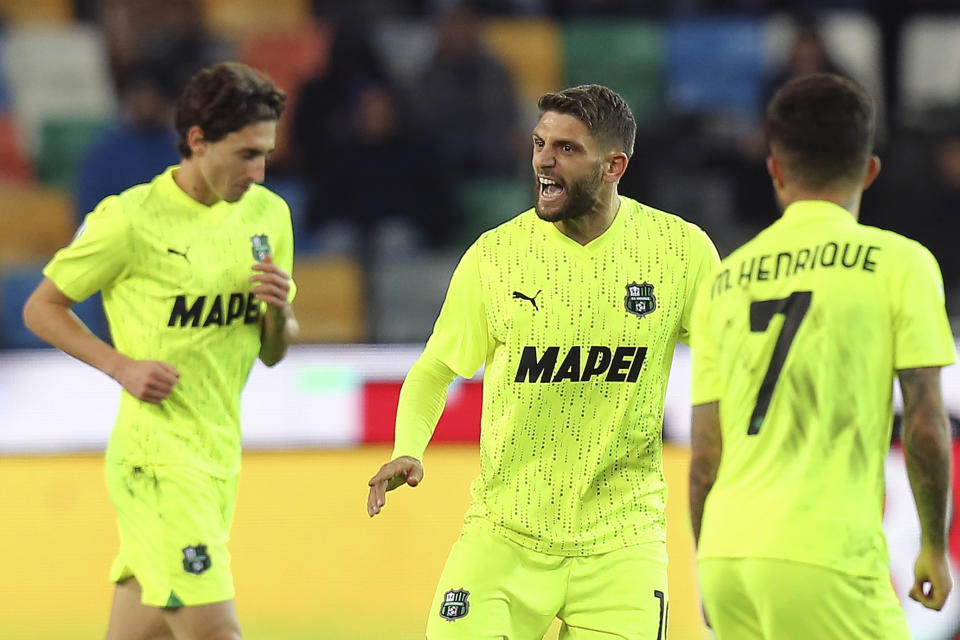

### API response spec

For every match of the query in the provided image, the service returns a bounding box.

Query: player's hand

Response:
[114,358,180,404]
[909,545,952,610]
[250,255,291,311]
[367,456,423,517]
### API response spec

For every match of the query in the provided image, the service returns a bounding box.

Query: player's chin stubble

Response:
[535,170,604,223]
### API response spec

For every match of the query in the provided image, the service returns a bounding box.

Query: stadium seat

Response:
[0,264,108,349]
[1,24,116,155]
[200,0,311,38]
[290,255,365,344]
[665,16,766,117]
[0,183,74,264]
[899,15,960,124]
[482,17,561,105]
[369,252,461,343]
[0,112,35,183]
[0,0,73,24]
[563,19,665,125]
[36,116,110,188]
[456,177,533,244]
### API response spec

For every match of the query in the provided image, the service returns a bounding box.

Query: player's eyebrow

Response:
[239,146,274,157]
[532,132,584,151]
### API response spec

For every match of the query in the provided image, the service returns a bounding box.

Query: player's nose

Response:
[533,149,556,170]
[248,157,266,184]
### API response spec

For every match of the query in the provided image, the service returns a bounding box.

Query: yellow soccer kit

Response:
[43,166,296,605]
[397,195,719,556]
[425,529,668,640]
[691,200,956,578]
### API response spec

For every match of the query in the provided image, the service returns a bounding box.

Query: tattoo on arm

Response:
[690,402,723,546]
[899,367,953,550]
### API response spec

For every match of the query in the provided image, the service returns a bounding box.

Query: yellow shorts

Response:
[699,557,910,640]
[426,527,669,640]
[105,463,238,608]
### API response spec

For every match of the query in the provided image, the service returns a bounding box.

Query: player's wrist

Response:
[104,351,133,383]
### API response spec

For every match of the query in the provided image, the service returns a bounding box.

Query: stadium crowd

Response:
[0,0,958,347]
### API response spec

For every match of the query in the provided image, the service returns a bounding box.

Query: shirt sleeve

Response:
[273,198,297,303]
[421,242,491,378]
[892,241,956,370]
[392,353,458,461]
[690,272,723,405]
[679,223,721,345]
[42,195,131,302]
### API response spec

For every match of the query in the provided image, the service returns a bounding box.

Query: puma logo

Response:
[167,247,190,264]
[512,289,542,311]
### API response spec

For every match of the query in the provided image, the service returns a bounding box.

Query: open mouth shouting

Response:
[538,175,565,203]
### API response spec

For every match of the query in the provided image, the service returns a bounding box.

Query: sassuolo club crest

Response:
[251,234,271,261]
[625,282,656,318]
[439,588,470,621]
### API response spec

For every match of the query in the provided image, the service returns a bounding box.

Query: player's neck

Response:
[778,187,863,221]
[173,161,221,207]
[554,189,621,245]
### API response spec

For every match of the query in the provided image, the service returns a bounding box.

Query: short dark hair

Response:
[765,73,875,189]
[538,84,636,158]
[175,62,286,158]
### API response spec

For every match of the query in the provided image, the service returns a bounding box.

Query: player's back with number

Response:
[694,205,950,576]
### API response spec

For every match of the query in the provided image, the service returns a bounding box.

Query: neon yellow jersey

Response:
[691,200,956,576]
[423,196,719,555]
[43,166,296,477]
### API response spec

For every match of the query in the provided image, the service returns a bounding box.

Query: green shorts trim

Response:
[105,463,238,608]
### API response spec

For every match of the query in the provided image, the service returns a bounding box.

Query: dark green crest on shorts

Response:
[182,544,211,575]
[625,282,656,317]
[439,588,470,621]
[251,234,271,261]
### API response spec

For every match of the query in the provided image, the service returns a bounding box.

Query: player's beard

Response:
[535,163,604,223]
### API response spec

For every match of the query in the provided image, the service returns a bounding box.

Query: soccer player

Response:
[689,73,955,639]
[367,84,719,638]
[22,62,296,640]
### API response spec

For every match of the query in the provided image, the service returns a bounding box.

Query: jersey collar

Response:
[159,165,229,217]
[779,200,857,227]
[538,195,632,257]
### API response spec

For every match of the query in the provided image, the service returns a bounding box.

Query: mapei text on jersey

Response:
[167,293,262,328]
[515,346,648,383]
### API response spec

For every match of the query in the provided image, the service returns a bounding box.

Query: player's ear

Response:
[861,155,881,191]
[187,125,207,157]
[603,151,629,183]
[766,155,784,189]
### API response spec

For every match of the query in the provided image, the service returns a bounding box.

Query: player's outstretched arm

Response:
[689,401,723,546]
[251,255,297,366]
[899,366,953,611]
[367,456,424,517]
[23,277,180,404]
[365,354,457,517]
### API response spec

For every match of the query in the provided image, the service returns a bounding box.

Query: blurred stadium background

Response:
[0,0,958,638]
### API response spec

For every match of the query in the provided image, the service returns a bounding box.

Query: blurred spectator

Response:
[761,18,845,108]
[413,6,520,178]
[97,0,225,93]
[73,66,179,221]
[430,0,548,12]
[291,14,390,167]
[722,18,848,235]
[292,18,457,254]
[865,126,960,316]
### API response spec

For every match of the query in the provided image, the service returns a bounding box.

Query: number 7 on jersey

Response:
[748,291,812,435]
